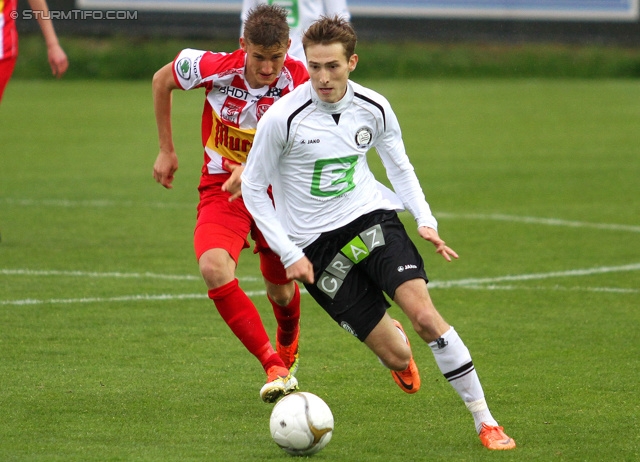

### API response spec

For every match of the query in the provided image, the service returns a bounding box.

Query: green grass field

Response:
[1,78,639,461]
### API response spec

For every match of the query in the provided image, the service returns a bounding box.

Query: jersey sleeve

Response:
[242,109,306,267]
[284,57,310,89]
[375,100,439,231]
[172,48,211,90]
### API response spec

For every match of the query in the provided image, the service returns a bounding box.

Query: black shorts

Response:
[303,210,428,342]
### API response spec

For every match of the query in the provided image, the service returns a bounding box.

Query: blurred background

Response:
[12,0,640,80]
[16,0,640,43]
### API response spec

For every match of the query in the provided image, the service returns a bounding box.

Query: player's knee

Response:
[411,307,448,342]
[198,254,234,289]
[266,281,295,306]
[380,350,411,371]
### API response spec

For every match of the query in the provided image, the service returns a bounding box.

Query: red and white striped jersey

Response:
[171,47,309,185]
[1,0,18,60]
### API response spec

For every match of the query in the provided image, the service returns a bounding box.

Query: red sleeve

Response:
[285,56,310,86]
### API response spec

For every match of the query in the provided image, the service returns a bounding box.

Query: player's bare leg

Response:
[364,313,421,393]
[394,278,516,450]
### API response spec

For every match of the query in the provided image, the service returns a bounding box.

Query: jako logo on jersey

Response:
[397,264,418,272]
[177,58,191,79]
[355,126,373,148]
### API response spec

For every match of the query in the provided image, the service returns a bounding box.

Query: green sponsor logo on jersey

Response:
[177,58,191,80]
[310,156,358,198]
[269,0,299,28]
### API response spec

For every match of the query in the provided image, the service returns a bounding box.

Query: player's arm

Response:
[242,113,306,271]
[417,226,459,262]
[27,0,68,78]
[376,99,458,261]
[285,256,315,285]
[222,163,244,201]
[152,63,181,189]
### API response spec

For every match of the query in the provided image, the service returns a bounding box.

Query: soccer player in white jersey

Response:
[241,16,516,450]
[152,5,309,403]
[240,0,350,64]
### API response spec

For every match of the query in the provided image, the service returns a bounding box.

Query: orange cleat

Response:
[479,423,516,450]
[277,329,300,375]
[390,320,421,394]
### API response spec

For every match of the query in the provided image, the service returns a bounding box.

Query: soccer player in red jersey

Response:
[151,4,309,403]
[0,0,68,103]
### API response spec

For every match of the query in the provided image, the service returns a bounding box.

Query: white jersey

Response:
[241,0,350,64]
[242,80,437,268]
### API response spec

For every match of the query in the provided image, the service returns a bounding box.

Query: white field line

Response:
[4,197,639,233]
[0,268,259,282]
[1,268,201,280]
[1,293,208,306]
[428,263,640,288]
[1,263,638,306]
[2,198,192,209]
[436,212,640,233]
[452,285,639,294]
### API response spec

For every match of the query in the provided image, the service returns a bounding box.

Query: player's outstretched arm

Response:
[152,63,181,189]
[418,226,459,262]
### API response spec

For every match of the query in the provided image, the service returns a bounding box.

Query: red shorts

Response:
[193,173,289,285]
[0,57,17,102]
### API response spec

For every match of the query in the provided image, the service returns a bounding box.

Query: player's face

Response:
[241,38,290,89]
[306,42,358,103]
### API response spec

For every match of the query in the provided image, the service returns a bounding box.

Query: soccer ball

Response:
[269,392,334,456]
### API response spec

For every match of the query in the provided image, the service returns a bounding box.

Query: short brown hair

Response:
[302,15,357,59]
[243,4,290,49]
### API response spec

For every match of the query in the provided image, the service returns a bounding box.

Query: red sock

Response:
[208,279,285,371]
[269,283,301,346]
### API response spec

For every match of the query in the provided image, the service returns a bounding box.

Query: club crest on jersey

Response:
[177,58,191,80]
[355,127,373,149]
[256,102,272,121]
[221,102,242,125]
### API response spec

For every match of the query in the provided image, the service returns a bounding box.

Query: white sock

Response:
[466,398,499,434]
[429,326,498,433]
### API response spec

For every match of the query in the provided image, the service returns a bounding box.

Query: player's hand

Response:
[222,163,245,201]
[285,256,315,285]
[47,44,68,78]
[153,149,179,189]
[418,226,459,262]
